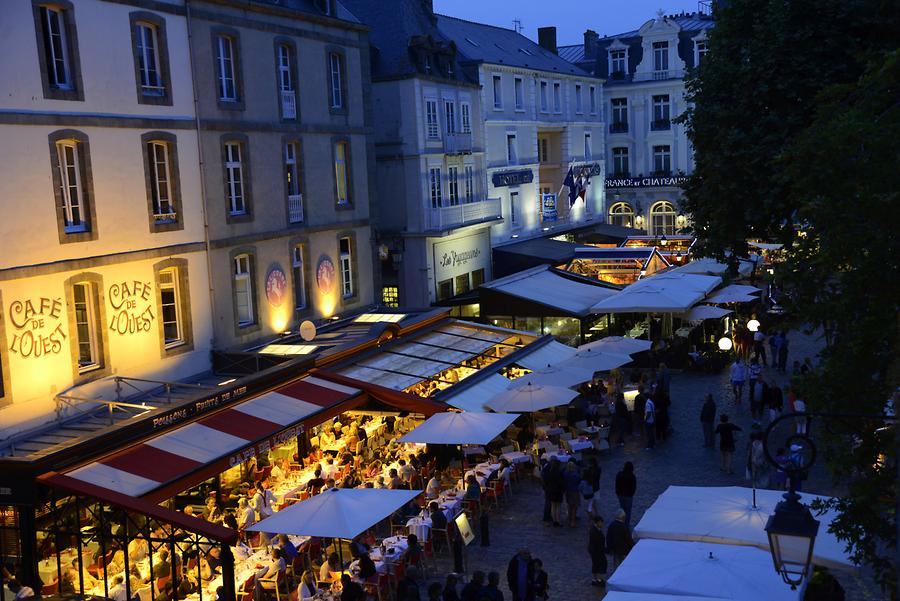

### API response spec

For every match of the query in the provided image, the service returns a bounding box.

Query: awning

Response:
[514,340,577,370]
[312,370,447,416]
[591,273,722,314]
[442,373,511,412]
[705,284,762,304]
[748,241,783,251]
[673,257,754,277]
[62,376,364,501]
[480,265,619,317]
[681,305,732,321]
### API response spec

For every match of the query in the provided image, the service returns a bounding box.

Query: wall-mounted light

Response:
[676,214,687,228]
[634,214,645,228]
[659,234,668,247]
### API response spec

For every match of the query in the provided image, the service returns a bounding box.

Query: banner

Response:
[541,193,558,222]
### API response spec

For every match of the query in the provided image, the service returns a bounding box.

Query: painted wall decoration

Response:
[108,280,154,335]
[7,297,66,358]
[265,267,288,308]
[316,256,336,295]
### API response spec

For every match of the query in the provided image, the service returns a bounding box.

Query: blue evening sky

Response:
[433,0,704,46]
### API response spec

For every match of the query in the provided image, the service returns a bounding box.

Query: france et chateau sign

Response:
[491,169,534,187]
[605,175,688,188]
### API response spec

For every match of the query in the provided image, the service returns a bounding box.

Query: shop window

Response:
[455,273,470,295]
[437,279,453,301]
[650,201,676,236]
[155,259,193,356]
[382,286,399,308]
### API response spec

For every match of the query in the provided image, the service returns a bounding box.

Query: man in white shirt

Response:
[269,459,285,482]
[237,497,255,529]
[252,480,277,521]
[321,458,337,481]
[108,575,128,601]
[644,397,656,450]
[398,459,415,483]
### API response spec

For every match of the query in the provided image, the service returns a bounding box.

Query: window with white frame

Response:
[652,94,670,129]
[652,145,672,175]
[492,75,502,109]
[611,98,628,131]
[506,134,517,165]
[444,100,456,134]
[510,190,520,225]
[575,83,583,113]
[514,77,524,110]
[539,81,548,112]
[589,85,597,114]
[429,167,442,208]
[653,41,669,75]
[608,201,635,228]
[285,141,303,223]
[215,35,237,101]
[339,237,353,297]
[135,23,163,96]
[292,244,306,310]
[55,140,87,232]
[73,282,100,371]
[233,254,254,326]
[460,102,471,133]
[609,49,626,76]
[612,147,629,176]
[553,82,561,113]
[584,133,592,159]
[38,6,72,90]
[277,44,294,92]
[334,141,350,204]
[695,40,708,65]
[650,200,676,235]
[425,99,439,139]
[159,268,183,347]
[448,166,459,206]
[224,141,246,215]
[464,164,475,203]
[329,52,344,109]
[148,140,175,221]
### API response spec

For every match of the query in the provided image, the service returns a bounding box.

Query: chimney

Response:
[583,29,599,59]
[537,27,557,55]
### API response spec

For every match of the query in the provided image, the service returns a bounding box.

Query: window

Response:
[575,83,583,114]
[455,273,471,295]
[134,22,163,97]
[382,286,399,308]
[339,237,353,298]
[652,145,672,175]
[437,279,453,301]
[55,140,87,233]
[215,35,238,102]
[584,133,592,159]
[492,75,502,109]
[224,141,246,215]
[510,190,520,224]
[429,167,442,208]
[144,136,180,227]
[553,82,561,113]
[329,51,345,110]
[608,201,634,228]
[35,2,83,100]
[471,268,485,288]
[285,141,303,223]
[650,200,676,235]
[277,43,296,120]
[444,100,456,134]
[539,81,548,112]
[514,77,524,110]
[695,40,708,65]
[506,134,517,165]
[460,102,471,133]
[464,165,475,203]
[233,254,255,326]
[448,166,459,206]
[652,94,671,130]
[72,282,100,372]
[49,130,95,242]
[539,138,549,163]
[612,147,629,176]
[425,99,439,139]
[609,49,626,76]
[292,245,306,310]
[334,140,350,205]
[158,268,183,347]
[589,85,597,114]
[653,41,669,77]
[423,54,432,74]
[611,98,628,132]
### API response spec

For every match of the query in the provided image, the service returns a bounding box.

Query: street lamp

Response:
[764,489,820,589]
[748,318,761,332]
[717,336,732,351]
[659,234,668,247]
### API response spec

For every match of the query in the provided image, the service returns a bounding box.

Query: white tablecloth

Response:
[543,450,572,462]
[566,439,593,452]
[406,517,431,541]
[500,451,531,465]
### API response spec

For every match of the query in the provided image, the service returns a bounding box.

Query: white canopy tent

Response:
[247,488,421,539]
[591,273,722,314]
[514,340,577,371]
[510,363,595,389]
[443,374,511,412]
[604,593,730,601]
[633,486,853,570]
[682,305,733,321]
[567,347,634,373]
[486,382,578,413]
[607,539,802,601]
[479,264,620,316]
[578,336,652,356]
[397,411,518,445]
[705,284,762,304]
[673,257,754,277]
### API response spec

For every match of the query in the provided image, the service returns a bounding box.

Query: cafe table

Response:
[566,438,594,453]
[500,451,531,465]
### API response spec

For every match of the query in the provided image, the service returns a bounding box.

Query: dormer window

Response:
[320,0,334,16]
[424,54,432,74]
[609,48,627,79]
[652,41,669,78]
[694,40,708,66]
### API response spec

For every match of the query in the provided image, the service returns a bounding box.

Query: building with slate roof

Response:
[559,10,715,237]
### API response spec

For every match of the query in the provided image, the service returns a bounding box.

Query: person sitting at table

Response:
[342,472,361,488]
[319,552,342,584]
[340,573,365,601]
[398,459,415,483]
[320,457,337,481]
[498,459,513,488]
[206,546,222,573]
[128,536,149,563]
[269,458,287,483]
[409,468,424,490]
[396,564,422,601]
[60,569,77,596]
[429,501,448,532]
[345,427,360,449]
[156,581,174,601]
[426,471,442,499]
[199,555,214,583]
[305,468,326,494]
[204,496,224,525]
[365,460,382,480]
[340,451,354,466]
[255,548,286,598]
[463,474,481,501]
[387,469,403,490]
[237,497,255,530]
[222,511,239,531]
[276,534,298,562]
[356,421,368,443]
[143,548,171,584]
[374,476,387,489]
[356,551,376,581]
[405,534,424,567]
[297,570,321,601]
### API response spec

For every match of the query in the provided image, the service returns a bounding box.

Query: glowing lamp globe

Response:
[718,336,733,351]
[748,319,761,332]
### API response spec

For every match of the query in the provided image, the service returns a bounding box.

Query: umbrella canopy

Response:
[607,539,802,601]
[604,593,730,601]
[509,363,594,389]
[682,305,733,321]
[591,273,722,314]
[578,336,652,356]
[486,382,579,413]
[397,411,517,445]
[247,488,421,539]
[567,347,633,373]
[748,241,783,251]
[705,284,762,304]
[633,485,853,570]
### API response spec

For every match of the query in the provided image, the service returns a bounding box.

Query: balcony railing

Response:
[443,132,473,154]
[288,193,303,223]
[609,122,629,134]
[426,197,501,231]
[649,170,672,178]
[634,69,685,82]
[650,119,671,131]
[281,89,297,120]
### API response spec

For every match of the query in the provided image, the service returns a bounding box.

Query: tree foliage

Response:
[681,0,900,593]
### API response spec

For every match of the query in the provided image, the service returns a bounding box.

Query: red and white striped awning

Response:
[65,376,362,499]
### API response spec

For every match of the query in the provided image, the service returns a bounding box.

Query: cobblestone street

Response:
[424,328,887,600]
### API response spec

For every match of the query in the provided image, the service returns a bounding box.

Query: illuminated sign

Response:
[108,280,154,335]
[265,267,288,308]
[316,256,336,295]
[151,385,248,429]
[542,193,558,221]
[491,169,534,187]
[7,297,66,358]
[605,175,688,188]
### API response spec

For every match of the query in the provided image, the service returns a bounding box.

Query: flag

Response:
[563,166,577,207]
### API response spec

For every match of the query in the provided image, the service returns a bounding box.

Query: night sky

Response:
[433,0,705,45]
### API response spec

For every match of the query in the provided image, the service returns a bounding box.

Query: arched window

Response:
[608,202,634,228]
[650,201,676,236]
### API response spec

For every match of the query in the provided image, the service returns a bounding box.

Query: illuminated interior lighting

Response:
[258,344,319,356]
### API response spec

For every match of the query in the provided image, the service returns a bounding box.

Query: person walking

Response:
[614,462,636,526]
[546,460,565,527]
[715,415,743,474]
[539,459,554,524]
[753,328,767,366]
[606,510,634,569]
[768,380,784,422]
[730,358,747,405]
[563,462,582,527]
[747,432,769,488]
[700,394,717,448]
[643,395,656,450]
[588,516,608,587]
[614,393,630,445]
[506,549,534,601]
[530,558,548,601]
[747,358,762,400]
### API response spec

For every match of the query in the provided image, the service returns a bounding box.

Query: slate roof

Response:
[435,14,593,77]
[252,0,361,24]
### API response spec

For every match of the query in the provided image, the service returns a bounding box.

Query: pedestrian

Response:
[768,332,779,368]
[753,328,767,366]
[793,396,807,434]
[588,515,608,587]
[531,558,549,601]
[787,443,806,492]
[777,332,789,373]
[506,549,533,601]
[546,460,564,527]
[700,394,717,448]
[614,393,630,445]
[747,431,769,488]
[563,462,581,527]
[773,447,789,490]
[606,510,634,569]
[747,358,762,399]
[633,386,647,435]
[460,572,484,601]
[614,462,636,526]
[751,378,768,423]
[714,415,743,474]
[579,474,598,520]
[483,571,504,601]
[442,574,460,601]
[730,358,747,404]
[643,395,656,450]
[656,362,671,399]
[539,459,554,524]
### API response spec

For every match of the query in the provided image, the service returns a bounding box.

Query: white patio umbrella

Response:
[607,539,802,601]
[604,593,730,601]
[706,284,763,304]
[509,363,594,389]
[486,382,579,413]
[397,411,518,445]
[682,305,733,321]
[578,336,652,356]
[566,346,633,373]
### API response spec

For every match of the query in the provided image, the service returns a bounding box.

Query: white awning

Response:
[578,336,652,355]
[443,374,512,412]
[591,273,722,314]
[705,284,762,304]
[673,257,754,277]
[486,382,579,413]
[480,265,619,317]
[514,340,577,370]
[748,241,783,250]
[681,305,732,321]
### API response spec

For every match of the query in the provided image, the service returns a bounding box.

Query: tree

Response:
[681,0,900,594]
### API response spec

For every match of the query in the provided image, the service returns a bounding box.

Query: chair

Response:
[235,576,255,601]
[462,498,481,522]
[259,568,286,601]
[41,580,58,595]
[363,572,391,601]
[482,480,503,510]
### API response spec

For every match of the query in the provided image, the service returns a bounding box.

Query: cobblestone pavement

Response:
[422,328,888,601]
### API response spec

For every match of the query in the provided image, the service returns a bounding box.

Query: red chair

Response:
[235,576,254,601]
[363,573,391,601]
[483,480,503,510]
[41,580,59,595]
